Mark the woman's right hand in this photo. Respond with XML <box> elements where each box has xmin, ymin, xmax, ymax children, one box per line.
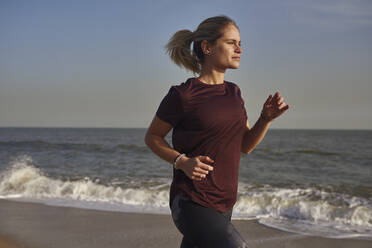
<box><xmin>176</xmin><ymin>155</ymin><xmax>214</xmax><ymax>181</ymax></box>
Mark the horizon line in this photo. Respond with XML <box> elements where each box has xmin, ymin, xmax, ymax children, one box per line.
<box><xmin>0</xmin><ymin>126</ymin><xmax>371</xmax><ymax>131</ymax></box>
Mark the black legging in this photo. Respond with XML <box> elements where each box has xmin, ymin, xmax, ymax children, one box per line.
<box><xmin>171</xmin><ymin>194</ymin><xmax>249</xmax><ymax>248</ymax></box>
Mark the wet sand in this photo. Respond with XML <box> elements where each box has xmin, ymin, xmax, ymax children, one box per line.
<box><xmin>0</xmin><ymin>199</ymin><xmax>371</xmax><ymax>248</ymax></box>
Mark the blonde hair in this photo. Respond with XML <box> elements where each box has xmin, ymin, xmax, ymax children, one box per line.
<box><xmin>165</xmin><ymin>15</ymin><xmax>239</xmax><ymax>75</ymax></box>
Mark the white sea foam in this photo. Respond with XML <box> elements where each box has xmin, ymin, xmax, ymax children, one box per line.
<box><xmin>0</xmin><ymin>156</ymin><xmax>171</xmax><ymax>214</ymax></box>
<box><xmin>1</xmin><ymin>155</ymin><xmax>371</xmax><ymax>239</ymax></box>
<box><xmin>234</xmin><ymin>183</ymin><xmax>372</xmax><ymax>238</ymax></box>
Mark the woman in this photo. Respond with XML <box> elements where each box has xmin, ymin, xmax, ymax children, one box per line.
<box><xmin>145</xmin><ymin>16</ymin><xmax>289</xmax><ymax>248</ymax></box>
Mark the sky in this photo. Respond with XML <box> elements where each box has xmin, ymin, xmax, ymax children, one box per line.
<box><xmin>1</xmin><ymin>0</ymin><xmax>371</xmax><ymax>129</ymax></box>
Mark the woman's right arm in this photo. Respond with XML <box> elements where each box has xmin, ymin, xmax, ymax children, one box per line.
<box><xmin>144</xmin><ymin>115</ymin><xmax>181</xmax><ymax>165</ymax></box>
<box><xmin>144</xmin><ymin>115</ymin><xmax>214</xmax><ymax>181</ymax></box>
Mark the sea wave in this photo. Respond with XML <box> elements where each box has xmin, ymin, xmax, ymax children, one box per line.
<box><xmin>0</xmin><ymin>140</ymin><xmax>150</xmax><ymax>154</ymax></box>
<box><xmin>235</xmin><ymin>184</ymin><xmax>372</xmax><ymax>238</ymax></box>
<box><xmin>2</xmin><ymin>140</ymin><xmax>343</xmax><ymax>157</ymax></box>
<box><xmin>0</xmin><ymin>155</ymin><xmax>371</xmax><ymax>238</ymax></box>
<box><xmin>255</xmin><ymin>148</ymin><xmax>339</xmax><ymax>156</ymax></box>
<box><xmin>0</xmin><ymin>155</ymin><xmax>170</xmax><ymax>212</ymax></box>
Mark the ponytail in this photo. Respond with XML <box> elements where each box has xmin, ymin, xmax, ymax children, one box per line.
<box><xmin>165</xmin><ymin>29</ymin><xmax>201</xmax><ymax>75</ymax></box>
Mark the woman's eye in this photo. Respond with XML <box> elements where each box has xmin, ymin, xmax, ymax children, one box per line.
<box><xmin>227</xmin><ymin>41</ymin><xmax>241</xmax><ymax>48</ymax></box>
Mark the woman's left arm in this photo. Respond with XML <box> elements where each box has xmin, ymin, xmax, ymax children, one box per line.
<box><xmin>241</xmin><ymin>92</ymin><xmax>289</xmax><ymax>154</ymax></box>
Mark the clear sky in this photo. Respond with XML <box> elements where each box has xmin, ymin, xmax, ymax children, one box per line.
<box><xmin>1</xmin><ymin>0</ymin><xmax>371</xmax><ymax>129</ymax></box>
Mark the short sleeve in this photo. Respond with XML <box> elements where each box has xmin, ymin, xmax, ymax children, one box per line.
<box><xmin>156</xmin><ymin>87</ymin><xmax>184</xmax><ymax>127</ymax></box>
<box><xmin>236</xmin><ymin>86</ymin><xmax>248</xmax><ymax>120</ymax></box>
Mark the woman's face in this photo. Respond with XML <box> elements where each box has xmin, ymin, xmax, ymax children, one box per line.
<box><xmin>207</xmin><ymin>24</ymin><xmax>242</xmax><ymax>71</ymax></box>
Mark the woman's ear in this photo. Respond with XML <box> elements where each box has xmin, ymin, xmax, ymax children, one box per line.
<box><xmin>200</xmin><ymin>40</ymin><xmax>211</xmax><ymax>55</ymax></box>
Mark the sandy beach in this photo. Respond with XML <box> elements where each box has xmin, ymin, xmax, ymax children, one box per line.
<box><xmin>0</xmin><ymin>199</ymin><xmax>370</xmax><ymax>248</ymax></box>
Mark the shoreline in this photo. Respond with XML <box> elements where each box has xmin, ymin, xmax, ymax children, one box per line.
<box><xmin>0</xmin><ymin>199</ymin><xmax>371</xmax><ymax>248</ymax></box>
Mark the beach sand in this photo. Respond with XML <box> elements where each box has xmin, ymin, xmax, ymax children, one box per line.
<box><xmin>0</xmin><ymin>199</ymin><xmax>371</xmax><ymax>248</ymax></box>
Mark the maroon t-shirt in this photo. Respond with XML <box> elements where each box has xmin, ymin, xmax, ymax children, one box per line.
<box><xmin>156</xmin><ymin>77</ymin><xmax>247</xmax><ymax>212</ymax></box>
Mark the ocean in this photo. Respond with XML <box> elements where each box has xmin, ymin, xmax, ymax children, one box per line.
<box><xmin>0</xmin><ymin>127</ymin><xmax>371</xmax><ymax>239</ymax></box>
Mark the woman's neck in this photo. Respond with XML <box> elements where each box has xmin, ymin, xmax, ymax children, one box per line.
<box><xmin>197</xmin><ymin>66</ymin><xmax>225</xmax><ymax>85</ymax></box>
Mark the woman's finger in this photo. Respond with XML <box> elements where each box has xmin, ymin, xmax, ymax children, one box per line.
<box><xmin>264</xmin><ymin>94</ymin><xmax>272</xmax><ymax>106</ymax></box>
<box><xmin>281</xmin><ymin>104</ymin><xmax>290</xmax><ymax>111</ymax></box>
<box><xmin>277</xmin><ymin>96</ymin><xmax>284</xmax><ymax>105</ymax></box>
<box><xmin>192</xmin><ymin>171</ymin><xmax>206</xmax><ymax>178</ymax></box>
<box><xmin>199</xmin><ymin>162</ymin><xmax>214</xmax><ymax>171</ymax></box>
<box><xmin>197</xmin><ymin>156</ymin><xmax>214</xmax><ymax>171</ymax></box>
<box><xmin>191</xmin><ymin>173</ymin><xmax>205</xmax><ymax>180</ymax></box>
<box><xmin>273</xmin><ymin>92</ymin><xmax>280</xmax><ymax>100</ymax></box>
<box><xmin>278</xmin><ymin>102</ymin><xmax>287</xmax><ymax>109</ymax></box>
<box><xmin>198</xmin><ymin>155</ymin><xmax>214</xmax><ymax>164</ymax></box>
<box><xmin>191</xmin><ymin>175</ymin><xmax>202</xmax><ymax>181</ymax></box>
<box><xmin>195</xmin><ymin>166</ymin><xmax>209</xmax><ymax>175</ymax></box>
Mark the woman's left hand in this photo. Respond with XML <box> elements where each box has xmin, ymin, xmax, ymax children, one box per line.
<box><xmin>261</xmin><ymin>92</ymin><xmax>290</xmax><ymax>122</ymax></box>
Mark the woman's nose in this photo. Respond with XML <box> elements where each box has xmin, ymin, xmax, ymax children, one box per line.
<box><xmin>235</xmin><ymin>45</ymin><xmax>242</xmax><ymax>54</ymax></box>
